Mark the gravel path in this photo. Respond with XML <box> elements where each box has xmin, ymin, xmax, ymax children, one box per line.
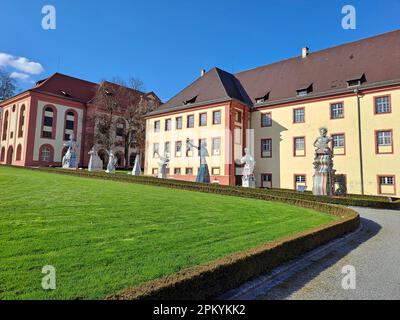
<box><xmin>223</xmin><ymin>207</ymin><xmax>400</xmax><ymax>300</ymax></box>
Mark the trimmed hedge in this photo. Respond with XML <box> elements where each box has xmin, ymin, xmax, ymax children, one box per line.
<box><xmin>28</xmin><ymin>167</ymin><xmax>400</xmax><ymax>210</ymax></box>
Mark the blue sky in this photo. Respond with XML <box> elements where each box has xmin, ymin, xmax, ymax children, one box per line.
<box><xmin>1</xmin><ymin>0</ymin><xmax>399</xmax><ymax>101</ymax></box>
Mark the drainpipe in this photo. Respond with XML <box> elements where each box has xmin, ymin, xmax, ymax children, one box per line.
<box><xmin>355</xmin><ymin>88</ymin><xmax>365</xmax><ymax>195</ymax></box>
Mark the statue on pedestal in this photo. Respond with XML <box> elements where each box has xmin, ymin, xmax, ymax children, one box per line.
<box><xmin>156</xmin><ymin>151</ymin><xmax>169</xmax><ymax>179</ymax></box>
<box><xmin>62</xmin><ymin>133</ymin><xmax>79</xmax><ymax>169</ymax></box>
<box><xmin>312</xmin><ymin>128</ymin><xmax>335</xmax><ymax>196</ymax></box>
<box><xmin>131</xmin><ymin>154</ymin><xmax>141</xmax><ymax>176</ymax></box>
<box><xmin>105</xmin><ymin>149</ymin><xmax>118</xmax><ymax>174</ymax></box>
<box><xmin>187</xmin><ymin>138</ymin><xmax>210</xmax><ymax>183</ymax></box>
<box><xmin>240</xmin><ymin>148</ymin><xmax>256</xmax><ymax>188</ymax></box>
<box><xmin>88</xmin><ymin>145</ymin><xmax>103</xmax><ymax>172</ymax></box>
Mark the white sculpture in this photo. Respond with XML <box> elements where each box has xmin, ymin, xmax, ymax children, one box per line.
<box><xmin>131</xmin><ymin>154</ymin><xmax>141</xmax><ymax>176</ymax></box>
<box><xmin>105</xmin><ymin>149</ymin><xmax>118</xmax><ymax>174</ymax></box>
<box><xmin>156</xmin><ymin>151</ymin><xmax>169</xmax><ymax>179</ymax></box>
<box><xmin>240</xmin><ymin>147</ymin><xmax>256</xmax><ymax>188</ymax></box>
<box><xmin>186</xmin><ymin>139</ymin><xmax>210</xmax><ymax>183</ymax></box>
<box><xmin>62</xmin><ymin>133</ymin><xmax>79</xmax><ymax>169</ymax></box>
<box><xmin>88</xmin><ymin>145</ymin><xmax>103</xmax><ymax>172</ymax></box>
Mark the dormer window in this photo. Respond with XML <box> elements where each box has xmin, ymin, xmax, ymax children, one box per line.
<box><xmin>296</xmin><ymin>84</ymin><xmax>313</xmax><ymax>97</ymax></box>
<box><xmin>60</xmin><ymin>90</ymin><xmax>71</xmax><ymax>97</ymax></box>
<box><xmin>347</xmin><ymin>74</ymin><xmax>365</xmax><ymax>87</ymax></box>
<box><xmin>183</xmin><ymin>96</ymin><xmax>197</xmax><ymax>105</ymax></box>
<box><xmin>255</xmin><ymin>92</ymin><xmax>270</xmax><ymax>104</ymax></box>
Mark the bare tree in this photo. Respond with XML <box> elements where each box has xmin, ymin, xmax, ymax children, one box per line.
<box><xmin>92</xmin><ymin>77</ymin><xmax>160</xmax><ymax>168</ymax></box>
<box><xmin>0</xmin><ymin>69</ymin><xmax>16</xmax><ymax>101</ymax></box>
<box><xmin>91</xmin><ymin>81</ymin><xmax>125</xmax><ymax>151</ymax></box>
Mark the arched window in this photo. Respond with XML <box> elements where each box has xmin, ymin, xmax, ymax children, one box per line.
<box><xmin>18</xmin><ymin>105</ymin><xmax>26</xmax><ymax>138</ymax></box>
<box><xmin>2</xmin><ymin>110</ymin><xmax>9</xmax><ymax>141</ymax></box>
<box><xmin>6</xmin><ymin>146</ymin><xmax>13</xmax><ymax>165</ymax></box>
<box><xmin>64</xmin><ymin>109</ymin><xmax>77</xmax><ymax>141</ymax></box>
<box><xmin>0</xmin><ymin>147</ymin><xmax>5</xmax><ymax>162</ymax></box>
<box><xmin>39</xmin><ymin>144</ymin><xmax>54</xmax><ymax>162</ymax></box>
<box><xmin>16</xmin><ymin>144</ymin><xmax>22</xmax><ymax>161</ymax></box>
<box><xmin>41</xmin><ymin>105</ymin><xmax>57</xmax><ymax>139</ymax></box>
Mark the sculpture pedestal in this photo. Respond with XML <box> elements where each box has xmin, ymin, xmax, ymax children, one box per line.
<box><xmin>196</xmin><ymin>164</ymin><xmax>210</xmax><ymax>183</ymax></box>
<box><xmin>242</xmin><ymin>175</ymin><xmax>256</xmax><ymax>188</ymax></box>
<box><xmin>312</xmin><ymin>154</ymin><xmax>335</xmax><ymax>196</ymax></box>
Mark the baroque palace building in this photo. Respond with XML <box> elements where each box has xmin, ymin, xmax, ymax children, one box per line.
<box><xmin>0</xmin><ymin>73</ymin><xmax>160</xmax><ymax>168</ymax></box>
<box><xmin>145</xmin><ymin>30</ymin><xmax>400</xmax><ymax>196</ymax></box>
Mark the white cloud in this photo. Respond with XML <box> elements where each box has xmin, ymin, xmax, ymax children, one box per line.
<box><xmin>0</xmin><ymin>53</ymin><xmax>44</xmax><ymax>75</ymax></box>
<box><xmin>10</xmin><ymin>71</ymin><xmax>31</xmax><ymax>81</ymax></box>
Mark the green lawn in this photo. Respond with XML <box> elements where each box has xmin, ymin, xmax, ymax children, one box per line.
<box><xmin>0</xmin><ymin>166</ymin><xmax>336</xmax><ymax>299</ymax></box>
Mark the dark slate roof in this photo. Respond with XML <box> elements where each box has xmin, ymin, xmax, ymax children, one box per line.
<box><xmin>148</xmin><ymin>29</ymin><xmax>400</xmax><ymax>116</ymax></box>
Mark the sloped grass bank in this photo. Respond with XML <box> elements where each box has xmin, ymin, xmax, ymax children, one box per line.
<box><xmin>0</xmin><ymin>166</ymin><xmax>344</xmax><ymax>299</ymax></box>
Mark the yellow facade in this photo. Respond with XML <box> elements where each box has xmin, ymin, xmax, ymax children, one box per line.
<box><xmin>145</xmin><ymin>86</ymin><xmax>399</xmax><ymax>196</ymax></box>
<box><xmin>145</xmin><ymin>103</ymin><xmax>231</xmax><ymax>183</ymax></box>
<box><xmin>254</xmin><ymin>87</ymin><xmax>400</xmax><ymax>196</ymax></box>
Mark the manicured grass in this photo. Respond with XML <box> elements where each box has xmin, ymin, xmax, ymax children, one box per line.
<box><xmin>0</xmin><ymin>166</ymin><xmax>336</xmax><ymax>299</ymax></box>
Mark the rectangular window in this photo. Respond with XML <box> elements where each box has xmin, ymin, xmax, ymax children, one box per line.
<box><xmin>294</xmin><ymin>137</ymin><xmax>305</xmax><ymax>156</ymax></box>
<box><xmin>175</xmin><ymin>141</ymin><xmax>182</xmax><ymax>157</ymax></box>
<box><xmin>44</xmin><ymin>116</ymin><xmax>53</xmax><ymax>127</ymax></box>
<box><xmin>211</xmin><ymin>167</ymin><xmax>220</xmax><ymax>176</ymax></box>
<box><xmin>174</xmin><ymin>168</ymin><xmax>181</xmax><ymax>175</ymax></box>
<box><xmin>330</xmin><ymin>102</ymin><xmax>344</xmax><ymax>119</ymax></box>
<box><xmin>213</xmin><ymin>110</ymin><xmax>221</xmax><ymax>125</ymax></box>
<box><xmin>198</xmin><ymin>139</ymin><xmax>207</xmax><ymax>156</ymax></box>
<box><xmin>66</xmin><ymin>119</ymin><xmax>74</xmax><ymax>130</ymax></box>
<box><xmin>293</xmin><ymin>108</ymin><xmax>305</xmax><ymax>123</ymax></box>
<box><xmin>333</xmin><ymin>134</ymin><xmax>345</xmax><ymax>148</ymax></box>
<box><xmin>152</xmin><ymin>168</ymin><xmax>158</xmax><ymax>175</ymax></box>
<box><xmin>187</xmin><ymin>115</ymin><xmax>194</xmax><ymax>128</ymax></box>
<box><xmin>176</xmin><ymin>117</ymin><xmax>182</xmax><ymax>129</ymax></box>
<box><xmin>153</xmin><ymin>143</ymin><xmax>159</xmax><ymax>158</ymax></box>
<box><xmin>235</xmin><ymin>111</ymin><xmax>242</xmax><ymax>123</ymax></box>
<box><xmin>377</xmin><ymin>131</ymin><xmax>392</xmax><ymax>146</ymax></box>
<box><xmin>378</xmin><ymin>175</ymin><xmax>395</xmax><ymax>195</ymax></box>
<box><xmin>212</xmin><ymin>137</ymin><xmax>221</xmax><ymax>156</ymax></box>
<box><xmin>116</xmin><ymin>127</ymin><xmax>123</xmax><ymax>138</ymax></box>
<box><xmin>185</xmin><ymin>167</ymin><xmax>193</xmax><ymax>175</ymax></box>
<box><xmin>165</xmin><ymin>119</ymin><xmax>172</xmax><ymax>131</ymax></box>
<box><xmin>261</xmin><ymin>138</ymin><xmax>272</xmax><ymax>158</ymax></box>
<box><xmin>186</xmin><ymin>139</ymin><xmax>194</xmax><ymax>157</ymax></box>
<box><xmin>294</xmin><ymin>174</ymin><xmax>307</xmax><ymax>191</ymax></box>
<box><xmin>332</xmin><ymin>134</ymin><xmax>345</xmax><ymax>155</ymax></box>
<box><xmin>375</xmin><ymin>96</ymin><xmax>391</xmax><ymax>114</ymax></box>
<box><xmin>199</xmin><ymin>113</ymin><xmax>207</xmax><ymax>126</ymax></box>
<box><xmin>164</xmin><ymin>141</ymin><xmax>171</xmax><ymax>157</ymax></box>
<box><xmin>261</xmin><ymin>173</ymin><xmax>272</xmax><ymax>188</ymax></box>
<box><xmin>42</xmin><ymin>131</ymin><xmax>52</xmax><ymax>139</ymax></box>
<box><xmin>376</xmin><ymin>130</ymin><xmax>393</xmax><ymax>154</ymax></box>
<box><xmin>261</xmin><ymin>113</ymin><xmax>272</xmax><ymax>127</ymax></box>
<box><xmin>154</xmin><ymin>120</ymin><xmax>160</xmax><ymax>132</ymax></box>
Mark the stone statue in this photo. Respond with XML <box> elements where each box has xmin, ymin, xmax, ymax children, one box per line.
<box><xmin>187</xmin><ymin>138</ymin><xmax>210</xmax><ymax>183</ymax></box>
<box><xmin>156</xmin><ymin>151</ymin><xmax>169</xmax><ymax>179</ymax></box>
<box><xmin>240</xmin><ymin>148</ymin><xmax>256</xmax><ymax>188</ymax></box>
<box><xmin>62</xmin><ymin>133</ymin><xmax>79</xmax><ymax>169</ymax></box>
<box><xmin>313</xmin><ymin>127</ymin><xmax>333</xmax><ymax>157</ymax></box>
<box><xmin>131</xmin><ymin>154</ymin><xmax>141</xmax><ymax>176</ymax></box>
<box><xmin>105</xmin><ymin>149</ymin><xmax>118</xmax><ymax>174</ymax></box>
<box><xmin>88</xmin><ymin>145</ymin><xmax>103</xmax><ymax>172</ymax></box>
<box><xmin>312</xmin><ymin>128</ymin><xmax>335</xmax><ymax>196</ymax></box>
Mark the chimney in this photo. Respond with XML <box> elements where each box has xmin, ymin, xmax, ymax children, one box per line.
<box><xmin>302</xmin><ymin>47</ymin><xmax>309</xmax><ymax>58</ymax></box>
<box><xmin>200</xmin><ymin>69</ymin><xmax>206</xmax><ymax>77</ymax></box>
